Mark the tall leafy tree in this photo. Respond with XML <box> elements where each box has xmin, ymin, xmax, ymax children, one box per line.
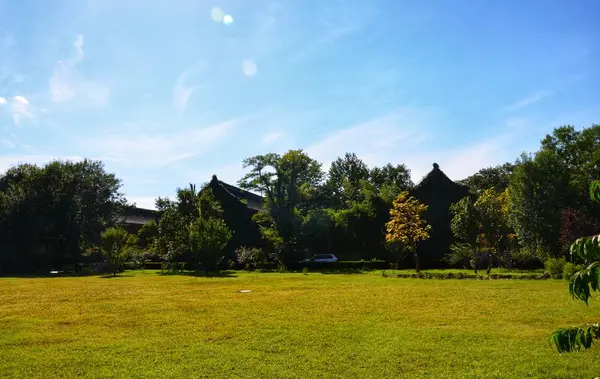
<box><xmin>239</xmin><ymin>149</ymin><xmax>323</xmax><ymax>262</ymax></box>
<box><xmin>326</xmin><ymin>153</ymin><xmax>370</xmax><ymax>207</ymax></box>
<box><xmin>370</xmin><ymin>163</ymin><xmax>413</xmax><ymax>194</ymax></box>
<box><xmin>508</xmin><ymin>151</ymin><xmax>570</xmax><ymax>258</ymax></box>
<box><xmin>551</xmin><ymin>181</ymin><xmax>600</xmax><ymax>353</ymax></box>
<box><xmin>459</xmin><ymin>163</ymin><xmax>514</xmax><ymax>195</ymax></box>
<box><xmin>474</xmin><ymin>188</ymin><xmax>513</xmax><ymax>273</ymax></box>
<box><xmin>0</xmin><ymin>160</ymin><xmax>126</xmax><ymax>273</ymax></box>
<box><xmin>448</xmin><ymin>195</ymin><xmax>482</xmax><ymax>272</ymax></box>
<box><xmin>385</xmin><ymin>192</ymin><xmax>431</xmax><ymax>272</ymax></box>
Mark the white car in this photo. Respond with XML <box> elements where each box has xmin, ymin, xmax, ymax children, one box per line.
<box><xmin>300</xmin><ymin>254</ymin><xmax>338</xmax><ymax>263</ymax></box>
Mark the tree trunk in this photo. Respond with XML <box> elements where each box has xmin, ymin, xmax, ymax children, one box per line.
<box><xmin>486</xmin><ymin>252</ymin><xmax>493</xmax><ymax>275</ymax></box>
<box><xmin>413</xmin><ymin>251</ymin><xmax>420</xmax><ymax>273</ymax></box>
<box><xmin>473</xmin><ymin>251</ymin><xmax>479</xmax><ymax>274</ymax></box>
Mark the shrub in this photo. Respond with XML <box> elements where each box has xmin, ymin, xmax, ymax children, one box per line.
<box><xmin>236</xmin><ymin>246</ymin><xmax>268</xmax><ymax>270</ymax></box>
<box><xmin>100</xmin><ymin>227</ymin><xmax>130</xmax><ymax>275</ymax></box>
<box><xmin>544</xmin><ymin>257</ymin><xmax>567</xmax><ymax>279</ymax></box>
<box><xmin>302</xmin><ymin>267</ymin><xmax>309</xmax><ymax>275</ymax></box>
<box><xmin>562</xmin><ymin>261</ymin><xmax>583</xmax><ymax>281</ymax></box>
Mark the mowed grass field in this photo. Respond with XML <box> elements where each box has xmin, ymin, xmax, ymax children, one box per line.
<box><xmin>1</xmin><ymin>272</ymin><xmax>600</xmax><ymax>378</ymax></box>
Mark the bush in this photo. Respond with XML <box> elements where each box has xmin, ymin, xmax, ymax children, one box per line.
<box><xmin>562</xmin><ymin>261</ymin><xmax>583</xmax><ymax>280</ymax></box>
<box><xmin>236</xmin><ymin>246</ymin><xmax>268</xmax><ymax>270</ymax></box>
<box><xmin>544</xmin><ymin>257</ymin><xmax>567</xmax><ymax>279</ymax></box>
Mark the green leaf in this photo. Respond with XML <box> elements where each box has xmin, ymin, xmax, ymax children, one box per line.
<box><xmin>590</xmin><ymin>181</ymin><xmax>600</xmax><ymax>203</ymax></box>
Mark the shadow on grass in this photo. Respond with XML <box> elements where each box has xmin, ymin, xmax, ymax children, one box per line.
<box><xmin>318</xmin><ymin>268</ymin><xmax>368</xmax><ymax>275</ymax></box>
<box><xmin>157</xmin><ymin>270</ymin><xmax>238</xmax><ymax>278</ymax></box>
<box><xmin>99</xmin><ymin>274</ymin><xmax>135</xmax><ymax>279</ymax></box>
<box><xmin>0</xmin><ymin>272</ymin><xmax>102</xmax><ymax>279</ymax></box>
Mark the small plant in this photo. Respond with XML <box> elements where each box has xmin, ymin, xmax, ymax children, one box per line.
<box><xmin>544</xmin><ymin>257</ymin><xmax>567</xmax><ymax>279</ymax></box>
<box><xmin>100</xmin><ymin>227</ymin><xmax>130</xmax><ymax>275</ymax></box>
<box><xmin>562</xmin><ymin>261</ymin><xmax>583</xmax><ymax>281</ymax></box>
<box><xmin>302</xmin><ymin>267</ymin><xmax>309</xmax><ymax>275</ymax></box>
<box><xmin>381</xmin><ymin>270</ymin><xmax>388</xmax><ymax>277</ymax></box>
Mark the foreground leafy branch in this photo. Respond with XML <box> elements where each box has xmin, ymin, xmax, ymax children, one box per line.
<box><xmin>550</xmin><ymin>180</ymin><xmax>600</xmax><ymax>353</ymax></box>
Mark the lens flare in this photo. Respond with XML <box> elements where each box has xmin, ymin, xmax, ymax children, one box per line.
<box><xmin>211</xmin><ymin>7</ymin><xmax>224</xmax><ymax>22</ymax></box>
<box><xmin>242</xmin><ymin>59</ymin><xmax>258</xmax><ymax>77</ymax></box>
<box><xmin>223</xmin><ymin>14</ymin><xmax>234</xmax><ymax>25</ymax></box>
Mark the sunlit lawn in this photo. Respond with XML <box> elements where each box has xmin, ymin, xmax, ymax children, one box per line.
<box><xmin>1</xmin><ymin>271</ymin><xmax>599</xmax><ymax>378</ymax></box>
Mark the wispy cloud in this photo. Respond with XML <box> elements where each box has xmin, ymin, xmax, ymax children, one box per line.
<box><xmin>262</xmin><ymin>131</ymin><xmax>283</xmax><ymax>146</ymax></box>
<box><xmin>507</xmin><ymin>90</ymin><xmax>554</xmax><ymax>111</ymax></box>
<box><xmin>0</xmin><ymin>96</ymin><xmax>6</xmax><ymax>105</ymax></box>
<box><xmin>305</xmin><ymin>111</ymin><xmax>531</xmax><ymax>183</ymax></box>
<box><xmin>291</xmin><ymin>24</ymin><xmax>360</xmax><ymax>63</ymax></box>
<box><xmin>0</xmin><ymin>139</ymin><xmax>16</xmax><ymax>148</ymax></box>
<box><xmin>305</xmin><ymin>109</ymin><xmax>433</xmax><ymax>171</ymax></box>
<box><xmin>127</xmin><ymin>196</ymin><xmax>162</xmax><ymax>210</ymax></box>
<box><xmin>48</xmin><ymin>34</ymin><xmax>110</xmax><ymax>106</ymax></box>
<box><xmin>10</xmin><ymin>95</ymin><xmax>33</xmax><ymax>124</ymax></box>
<box><xmin>0</xmin><ymin>154</ymin><xmax>84</xmax><ymax>174</ymax></box>
<box><xmin>76</xmin><ymin>117</ymin><xmax>245</xmax><ymax>168</ymax></box>
<box><xmin>172</xmin><ymin>67</ymin><xmax>205</xmax><ymax>116</ymax></box>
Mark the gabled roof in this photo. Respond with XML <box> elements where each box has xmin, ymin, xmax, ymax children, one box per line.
<box><xmin>413</xmin><ymin>163</ymin><xmax>469</xmax><ymax>196</ymax></box>
<box><xmin>211</xmin><ymin>175</ymin><xmax>264</xmax><ymax>211</ymax></box>
<box><xmin>120</xmin><ymin>206</ymin><xmax>158</xmax><ymax>225</ymax></box>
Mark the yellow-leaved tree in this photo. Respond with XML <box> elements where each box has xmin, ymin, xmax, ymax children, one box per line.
<box><xmin>385</xmin><ymin>191</ymin><xmax>432</xmax><ymax>273</ymax></box>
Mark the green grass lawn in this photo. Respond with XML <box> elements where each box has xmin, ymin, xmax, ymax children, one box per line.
<box><xmin>1</xmin><ymin>271</ymin><xmax>599</xmax><ymax>378</ymax></box>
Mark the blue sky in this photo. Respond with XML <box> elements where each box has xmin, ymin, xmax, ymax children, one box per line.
<box><xmin>1</xmin><ymin>0</ymin><xmax>598</xmax><ymax>209</ymax></box>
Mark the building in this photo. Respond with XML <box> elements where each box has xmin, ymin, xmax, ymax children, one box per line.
<box><xmin>411</xmin><ymin>163</ymin><xmax>470</xmax><ymax>267</ymax></box>
<box><xmin>207</xmin><ymin>175</ymin><xmax>265</xmax><ymax>255</ymax></box>
<box><xmin>120</xmin><ymin>206</ymin><xmax>159</xmax><ymax>233</ymax></box>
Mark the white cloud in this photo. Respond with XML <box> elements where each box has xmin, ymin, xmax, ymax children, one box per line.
<box><xmin>0</xmin><ymin>139</ymin><xmax>16</xmax><ymax>148</ymax></box>
<box><xmin>12</xmin><ymin>96</ymin><xmax>29</xmax><ymax>105</ymax></box>
<box><xmin>507</xmin><ymin>90</ymin><xmax>554</xmax><ymax>111</ymax></box>
<box><xmin>127</xmin><ymin>196</ymin><xmax>160</xmax><ymax>210</ymax></box>
<box><xmin>305</xmin><ymin>111</ymin><xmax>528</xmax><ymax>184</ymax></box>
<box><xmin>0</xmin><ymin>154</ymin><xmax>84</xmax><ymax>174</ymax></box>
<box><xmin>76</xmin><ymin>118</ymin><xmax>243</xmax><ymax>168</ymax></box>
<box><xmin>403</xmin><ymin>135</ymin><xmax>514</xmax><ymax>183</ymax></box>
<box><xmin>262</xmin><ymin>131</ymin><xmax>283</xmax><ymax>146</ymax></box>
<box><xmin>173</xmin><ymin>68</ymin><xmax>204</xmax><ymax>116</ymax></box>
<box><xmin>10</xmin><ymin>95</ymin><xmax>33</xmax><ymax>124</ymax></box>
<box><xmin>73</xmin><ymin>34</ymin><xmax>84</xmax><ymax>61</ymax></box>
<box><xmin>0</xmin><ymin>97</ymin><xmax>6</xmax><ymax>105</ymax></box>
<box><xmin>305</xmin><ymin>109</ymin><xmax>433</xmax><ymax>171</ymax></box>
<box><xmin>49</xmin><ymin>34</ymin><xmax>110</xmax><ymax>106</ymax></box>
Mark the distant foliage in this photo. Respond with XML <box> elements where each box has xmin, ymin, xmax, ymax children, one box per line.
<box><xmin>100</xmin><ymin>227</ymin><xmax>130</xmax><ymax>275</ymax></box>
<box><xmin>0</xmin><ymin>160</ymin><xmax>126</xmax><ymax>273</ymax></box>
<box><xmin>559</xmin><ymin>208</ymin><xmax>598</xmax><ymax>255</ymax></box>
<box><xmin>544</xmin><ymin>257</ymin><xmax>567</xmax><ymax>279</ymax></box>
<box><xmin>236</xmin><ymin>246</ymin><xmax>268</xmax><ymax>270</ymax></box>
<box><xmin>551</xmin><ymin>180</ymin><xmax>600</xmax><ymax>353</ymax></box>
<box><xmin>189</xmin><ymin>217</ymin><xmax>232</xmax><ymax>273</ymax></box>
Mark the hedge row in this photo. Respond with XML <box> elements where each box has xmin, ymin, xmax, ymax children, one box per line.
<box><xmin>386</xmin><ymin>272</ymin><xmax>548</xmax><ymax>280</ymax></box>
<box><xmin>136</xmin><ymin>260</ymin><xmax>391</xmax><ymax>271</ymax></box>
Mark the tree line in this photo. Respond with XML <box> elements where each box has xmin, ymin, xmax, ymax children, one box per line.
<box><xmin>1</xmin><ymin>123</ymin><xmax>599</xmax><ymax>275</ymax></box>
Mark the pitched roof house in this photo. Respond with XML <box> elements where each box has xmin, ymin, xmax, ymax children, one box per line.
<box><xmin>411</xmin><ymin>163</ymin><xmax>469</xmax><ymax>266</ymax></box>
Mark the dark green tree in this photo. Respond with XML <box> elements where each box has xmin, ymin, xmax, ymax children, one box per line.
<box><xmin>100</xmin><ymin>227</ymin><xmax>130</xmax><ymax>275</ymax></box>
<box><xmin>447</xmin><ymin>195</ymin><xmax>481</xmax><ymax>272</ymax></box>
<box><xmin>0</xmin><ymin>160</ymin><xmax>126</xmax><ymax>273</ymax></box>
<box><xmin>459</xmin><ymin>163</ymin><xmax>514</xmax><ymax>195</ymax></box>
<box><xmin>508</xmin><ymin>151</ymin><xmax>570</xmax><ymax>258</ymax></box>
<box><xmin>551</xmin><ymin>180</ymin><xmax>600</xmax><ymax>353</ymax></box>
<box><xmin>239</xmin><ymin>149</ymin><xmax>323</xmax><ymax>263</ymax></box>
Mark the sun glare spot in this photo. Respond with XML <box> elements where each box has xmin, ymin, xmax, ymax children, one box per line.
<box><xmin>223</xmin><ymin>14</ymin><xmax>234</xmax><ymax>25</ymax></box>
<box><xmin>210</xmin><ymin>7</ymin><xmax>224</xmax><ymax>22</ymax></box>
<box><xmin>242</xmin><ymin>59</ymin><xmax>258</xmax><ymax>77</ymax></box>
